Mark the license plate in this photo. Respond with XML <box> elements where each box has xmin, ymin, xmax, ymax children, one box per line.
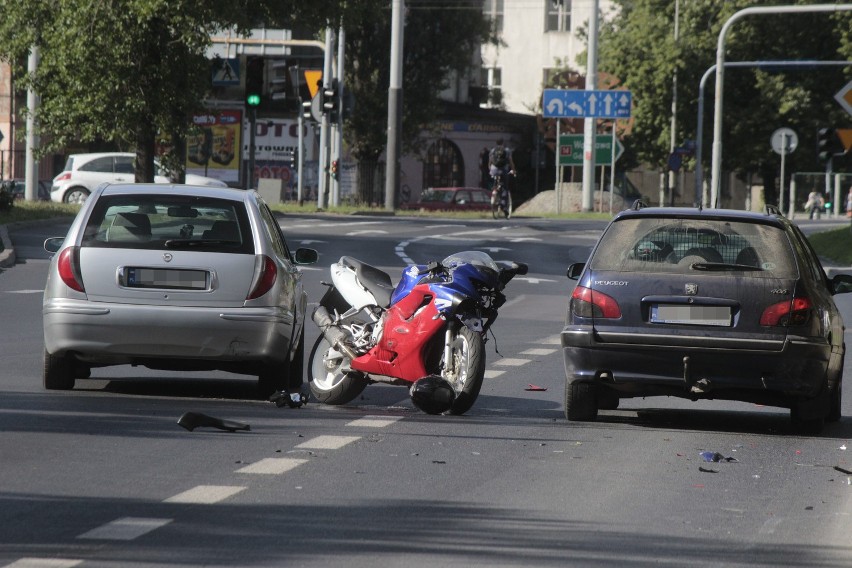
<box><xmin>123</xmin><ymin>267</ymin><xmax>208</xmax><ymax>290</ymax></box>
<box><xmin>650</xmin><ymin>304</ymin><xmax>731</xmax><ymax>326</ymax></box>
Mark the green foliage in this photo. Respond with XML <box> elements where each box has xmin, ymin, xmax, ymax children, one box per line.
<box><xmin>808</xmin><ymin>226</ymin><xmax>852</xmax><ymax>266</ymax></box>
<box><xmin>598</xmin><ymin>0</ymin><xmax>852</xmax><ymax>201</ymax></box>
<box><xmin>0</xmin><ymin>0</ymin><xmax>323</xmax><ymax>180</ymax></box>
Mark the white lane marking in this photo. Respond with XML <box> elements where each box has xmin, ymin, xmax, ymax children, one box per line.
<box><xmin>485</xmin><ymin>369</ymin><xmax>506</xmax><ymax>379</ymax></box>
<box><xmin>346</xmin><ymin>415</ymin><xmax>404</xmax><ymax>428</ymax></box>
<box><xmin>295</xmin><ymin>435</ymin><xmax>360</xmax><ymax>450</ymax></box>
<box><xmin>163</xmin><ymin>485</ymin><xmax>246</xmax><ymax>504</ymax></box>
<box><xmin>509</xmin><ymin>237</ymin><xmax>542</xmax><ymax>242</ymax></box>
<box><xmin>346</xmin><ymin>230</ymin><xmax>388</xmax><ymax>236</ymax></box>
<box><xmin>5</xmin><ymin>290</ymin><xmax>44</xmax><ymax>294</ymax></box>
<box><xmin>541</xmin><ymin>335</ymin><xmax>561</xmax><ymax>345</ymax></box>
<box><xmin>236</xmin><ymin>458</ymin><xmax>307</xmax><ymax>475</ymax></box>
<box><xmin>284</xmin><ymin>221</ymin><xmax>384</xmax><ymax>229</ymax></box>
<box><xmin>521</xmin><ymin>348</ymin><xmax>558</xmax><ymax>356</ymax></box>
<box><xmin>513</xmin><ymin>277</ymin><xmax>557</xmax><ymax>284</ymax></box>
<box><xmin>77</xmin><ymin>517</ymin><xmax>172</xmax><ymax>541</ymax></box>
<box><xmin>501</xmin><ymin>294</ymin><xmax>527</xmax><ymax>309</ymax></box>
<box><xmin>494</xmin><ymin>358</ymin><xmax>530</xmax><ymax>367</ymax></box>
<box><xmin>3</xmin><ymin>560</ymin><xmax>82</xmax><ymax>568</ymax></box>
<box><xmin>298</xmin><ymin>240</ymin><xmax>327</xmax><ymax>245</ymax></box>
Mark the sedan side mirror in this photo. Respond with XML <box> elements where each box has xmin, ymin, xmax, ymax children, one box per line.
<box><xmin>566</xmin><ymin>262</ymin><xmax>585</xmax><ymax>281</ymax></box>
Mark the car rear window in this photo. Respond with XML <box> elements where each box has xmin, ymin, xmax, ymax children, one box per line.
<box><xmin>589</xmin><ymin>217</ymin><xmax>798</xmax><ymax>278</ymax></box>
<box><xmin>81</xmin><ymin>194</ymin><xmax>253</xmax><ymax>254</ymax></box>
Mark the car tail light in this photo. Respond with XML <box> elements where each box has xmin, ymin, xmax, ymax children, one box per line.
<box><xmin>571</xmin><ymin>285</ymin><xmax>621</xmax><ymax>319</ymax></box>
<box><xmin>247</xmin><ymin>255</ymin><xmax>278</xmax><ymax>300</ymax></box>
<box><xmin>57</xmin><ymin>246</ymin><xmax>85</xmax><ymax>293</ymax></box>
<box><xmin>759</xmin><ymin>297</ymin><xmax>812</xmax><ymax>326</ymax></box>
<box><xmin>54</xmin><ymin>172</ymin><xmax>71</xmax><ymax>182</ymax></box>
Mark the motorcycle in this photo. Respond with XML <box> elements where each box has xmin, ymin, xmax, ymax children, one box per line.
<box><xmin>308</xmin><ymin>251</ymin><xmax>528</xmax><ymax>415</ymax></box>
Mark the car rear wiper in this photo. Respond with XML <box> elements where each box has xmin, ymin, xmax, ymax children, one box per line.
<box><xmin>690</xmin><ymin>262</ymin><xmax>763</xmax><ymax>272</ymax></box>
<box><xmin>164</xmin><ymin>239</ymin><xmax>235</xmax><ymax>248</ymax></box>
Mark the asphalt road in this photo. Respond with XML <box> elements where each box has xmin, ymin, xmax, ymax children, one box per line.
<box><xmin>2</xmin><ymin>214</ymin><xmax>852</xmax><ymax>568</ymax></box>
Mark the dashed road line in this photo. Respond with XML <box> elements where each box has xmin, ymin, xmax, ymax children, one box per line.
<box><xmin>494</xmin><ymin>358</ymin><xmax>530</xmax><ymax>367</ymax></box>
<box><xmin>485</xmin><ymin>369</ymin><xmax>506</xmax><ymax>379</ymax></box>
<box><xmin>295</xmin><ymin>435</ymin><xmax>361</xmax><ymax>450</ymax></box>
<box><xmin>521</xmin><ymin>348</ymin><xmax>558</xmax><ymax>356</ymax></box>
<box><xmin>236</xmin><ymin>457</ymin><xmax>308</xmax><ymax>475</ymax></box>
<box><xmin>77</xmin><ymin>517</ymin><xmax>172</xmax><ymax>541</ymax></box>
<box><xmin>3</xmin><ymin>560</ymin><xmax>82</xmax><ymax>568</ymax></box>
<box><xmin>163</xmin><ymin>485</ymin><xmax>246</xmax><ymax>504</ymax></box>
<box><xmin>346</xmin><ymin>415</ymin><xmax>404</xmax><ymax>428</ymax></box>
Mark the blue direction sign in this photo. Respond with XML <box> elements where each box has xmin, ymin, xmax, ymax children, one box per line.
<box><xmin>542</xmin><ymin>89</ymin><xmax>632</xmax><ymax>119</ymax></box>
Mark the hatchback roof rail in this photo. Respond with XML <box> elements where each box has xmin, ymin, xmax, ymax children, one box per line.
<box><xmin>631</xmin><ymin>199</ymin><xmax>648</xmax><ymax>210</ymax></box>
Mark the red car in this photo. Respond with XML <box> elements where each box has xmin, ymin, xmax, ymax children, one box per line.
<box><xmin>401</xmin><ymin>187</ymin><xmax>492</xmax><ymax>212</ymax></box>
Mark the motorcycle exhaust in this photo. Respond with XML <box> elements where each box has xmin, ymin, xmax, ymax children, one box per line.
<box><xmin>312</xmin><ymin>305</ymin><xmax>358</xmax><ymax>360</ymax></box>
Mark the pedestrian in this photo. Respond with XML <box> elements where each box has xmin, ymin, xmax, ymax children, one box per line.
<box><xmin>846</xmin><ymin>186</ymin><xmax>852</xmax><ymax>218</ymax></box>
<box><xmin>805</xmin><ymin>189</ymin><xmax>824</xmax><ymax>220</ymax></box>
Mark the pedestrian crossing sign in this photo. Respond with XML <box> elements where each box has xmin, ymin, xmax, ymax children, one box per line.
<box><xmin>212</xmin><ymin>58</ymin><xmax>240</xmax><ymax>86</ymax></box>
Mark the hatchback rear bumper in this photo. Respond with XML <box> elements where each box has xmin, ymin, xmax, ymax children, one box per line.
<box><xmin>44</xmin><ymin>299</ymin><xmax>295</xmax><ymax>369</ymax></box>
<box><xmin>561</xmin><ymin>326</ymin><xmax>831</xmax><ymax>403</ymax></box>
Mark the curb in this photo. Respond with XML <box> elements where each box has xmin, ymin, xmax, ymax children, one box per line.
<box><xmin>0</xmin><ymin>224</ymin><xmax>15</xmax><ymax>268</ymax></box>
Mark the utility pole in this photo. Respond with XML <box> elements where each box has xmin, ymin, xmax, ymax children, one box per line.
<box><xmin>581</xmin><ymin>0</ymin><xmax>599</xmax><ymax>212</ymax></box>
<box><xmin>385</xmin><ymin>0</ymin><xmax>404</xmax><ymax>211</ymax></box>
<box><xmin>667</xmin><ymin>0</ymin><xmax>679</xmax><ymax>207</ymax></box>
<box><xmin>317</xmin><ymin>27</ymin><xmax>334</xmax><ymax>209</ymax></box>
<box><xmin>25</xmin><ymin>45</ymin><xmax>39</xmax><ymax>202</ymax></box>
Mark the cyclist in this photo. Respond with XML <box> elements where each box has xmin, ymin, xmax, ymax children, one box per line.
<box><xmin>488</xmin><ymin>139</ymin><xmax>515</xmax><ymax>214</ymax></box>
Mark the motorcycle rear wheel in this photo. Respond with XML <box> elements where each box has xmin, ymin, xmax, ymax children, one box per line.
<box><xmin>441</xmin><ymin>326</ymin><xmax>486</xmax><ymax>415</ymax></box>
<box><xmin>308</xmin><ymin>336</ymin><xmax>368</xmax><ymax>405</ymax></box>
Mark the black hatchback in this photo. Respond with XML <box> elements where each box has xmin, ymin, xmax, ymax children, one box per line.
<box><xmin>562</xmin><ymin>204</ymin><xmax>852</xmax><ymax>434</ymax></box>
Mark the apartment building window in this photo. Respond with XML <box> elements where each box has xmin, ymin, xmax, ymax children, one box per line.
<box><xmin>483</xmin><ymin>0</ymin><xmax>504</xmax><ymax>33</ymax></box>
<box><xmin>480</xmin><ymin>67</ymin><xmax>503</xmax><ymax>107</ymax></box>
<box><xmin>546</xmin><ymin>0</ymin><xmax>571</xmax><ymax>33</ymax></box>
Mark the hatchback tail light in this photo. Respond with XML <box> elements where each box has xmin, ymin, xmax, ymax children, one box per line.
<box><xmin>760</xmin><ymin>297</ymin><xmax>812</xmax><ymax>326</ymax></box>
<box><xmin>57</xmin><ymin>246</ymin><xmax>85</xmax><ymax>293</ymax></box>
<box><xmin>571</xmin><ymin>285</ymin><xmax>622</xmax><ymax>319</ymax></box>
<box><xmin>53</xmin><ymin>172</ymin><xmax>71</xmax><ymax>182</ymax></box>
<box><xmin>247</xmin><ymin>255</ymin><xmax>278</xmax><ymax>300</ymax></box>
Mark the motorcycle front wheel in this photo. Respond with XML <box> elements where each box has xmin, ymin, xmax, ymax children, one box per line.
<box><xmin>308</xmin><ymin>336</ymin><xmax>369</xmax><ymax>405</ymax></box>
<box><xmin>441</xmin><ymin>326</ymin><xmax>486</xmax><ymax>415</ymax></box>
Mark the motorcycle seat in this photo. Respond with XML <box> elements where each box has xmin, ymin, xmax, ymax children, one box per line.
<box><xmin>340</xmin><ymin>256</ymin><xmax>395</xmax><ymax>307</ymax></box>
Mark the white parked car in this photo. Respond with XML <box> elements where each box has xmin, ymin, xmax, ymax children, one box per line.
<box><xmin>50</xmin><ymin>152</ymin><xmax>229</xmax><ymax>204</ymax></box>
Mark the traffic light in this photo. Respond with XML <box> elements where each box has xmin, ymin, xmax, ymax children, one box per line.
<box><xmin>302</xmin><ymin>99</ymin><xmax>312</xmax><ymax>120</ymax></box>
<box><xmin>245</xmin><ymin>57</ymin><xmax>264</xmax><ymax>107</ymax></box>
<box><xmin>330</xmin><ymin>160</ymin><xmax>339</xmax><ymax>180</ymax></box>
<box><xmin>322</xmin><ymin>79</ymin><xmax>339</xmax><ymax>114</ymax></box>
<box><xmin>817</xmin><ymin>127</ymin><xmax>843</xmax><ymax>163</ymax></box>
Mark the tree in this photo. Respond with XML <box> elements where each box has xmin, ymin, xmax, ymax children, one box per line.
<box><xmin>0</xmin><ymin>0</ymin><xmax>335</xmax><ymax>182</ymax></box>
<box><xmin>597</xmin><ymin>0</ymin><xmax>852</xmax><ymax>205</ymax></box>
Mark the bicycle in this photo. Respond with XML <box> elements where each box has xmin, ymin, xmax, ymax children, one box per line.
<box><xmin>490</xmin><ymin>172</ymin><xmax>513</xmax><ymax>219</ymax></box>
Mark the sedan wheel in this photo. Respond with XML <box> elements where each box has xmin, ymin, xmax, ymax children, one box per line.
<box><xmin>43</xmin><ymin>350</ymin><xmax>75</xmax><ymax>390</ymax></box>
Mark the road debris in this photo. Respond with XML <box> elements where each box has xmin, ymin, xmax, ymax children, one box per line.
<box><xmin>525</xmin><ymin>384</ymin><xmax>547</xmax><ymax>391</ymax></box>
<box><xmin>177</xmin><ymin>412</ymin><xmax>251</xmax><ymax>432</ymax></box>
<box><xmin>700</xmin><ymin>451</ymin><xmax>738</xmax><ymax>463</ymax></box>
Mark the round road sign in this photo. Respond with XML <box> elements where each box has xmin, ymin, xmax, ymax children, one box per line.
<box><xmin>771</xmin><ymin>128</ymin><xmax>798</xmax><ymax>155</ymax></box>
